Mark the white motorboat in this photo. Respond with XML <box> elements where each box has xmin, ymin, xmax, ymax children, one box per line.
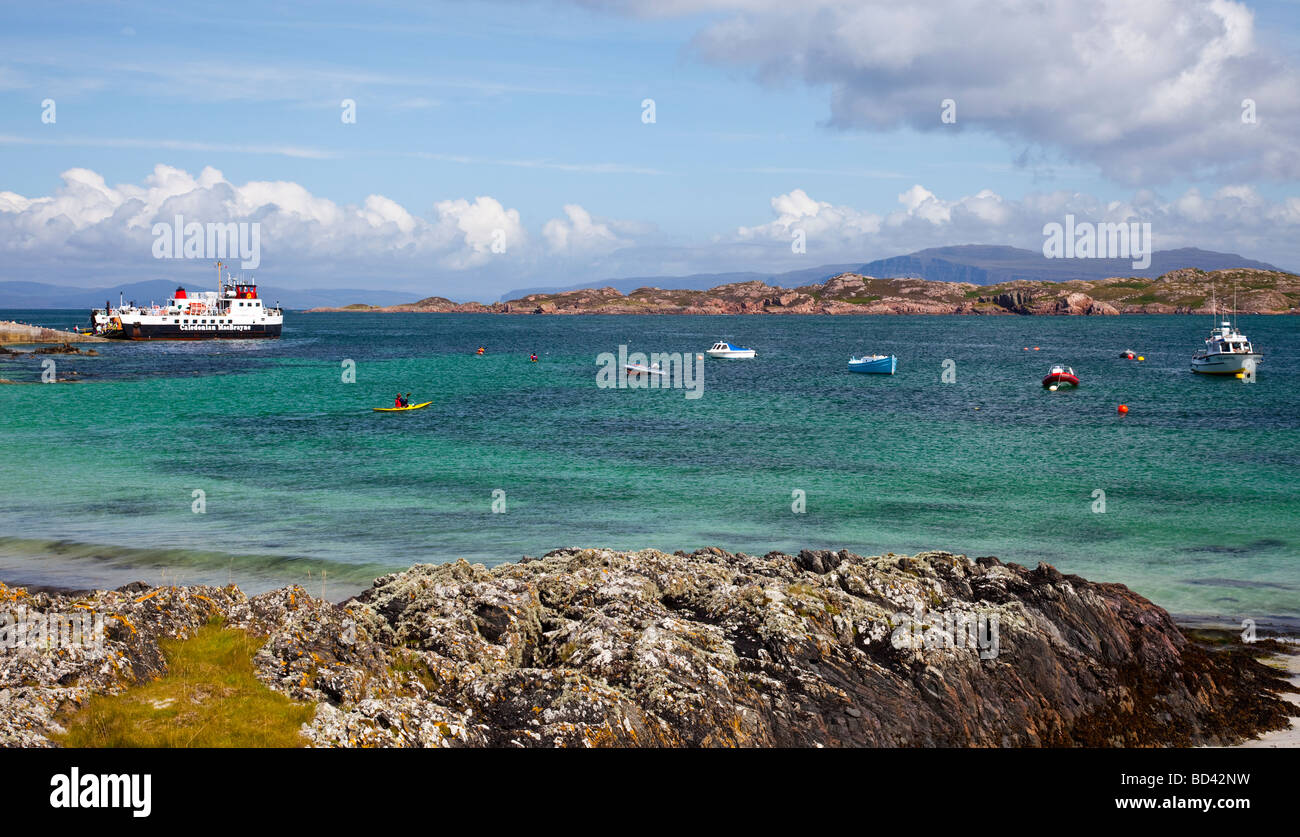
<box><xmin>1191</xmin><ymin>291</ymin><xmax>1261</xmax><ymax>376</ymax></box>
<box><xmin>1191</xmin><ymin>322</ymin><xmax>1262</xmax><ymax>375</ymax></box>
<box><xmin>705</xmin><ymin>341</ymin><xmax>755</xmax><ymax>359</ymax></box>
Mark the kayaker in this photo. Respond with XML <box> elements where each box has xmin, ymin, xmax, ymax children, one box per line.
<box><xmin>404</xmin><ymin>393</ymin><xmax>412</xmax><ymax>407</ymax></box>
<box><xmin>394</xmin><ymin>393</ymin><xmax>403</xmax><ymax>408</ymax></box>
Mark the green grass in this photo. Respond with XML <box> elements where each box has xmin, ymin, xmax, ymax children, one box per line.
<box><xmin>58</xmin><ymin>619</ymin><xmax>315</xmax><ymax>748</ymax></box>
<box><xmin>389</xmin><ymin>650</ymin><xmax>439</xmax><ymax>691</ymax></box>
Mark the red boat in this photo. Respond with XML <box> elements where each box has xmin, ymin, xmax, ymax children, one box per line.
<box><xmin>1042</xmin><ymin>364</ymin><xmax>1079</xmax><ymax>389</ymax></box>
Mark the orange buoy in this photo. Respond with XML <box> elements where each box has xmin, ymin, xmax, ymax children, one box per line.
<box><xmin>1033</xmin><ymin>346</ymin><xmax>1040</xmax><ymax>351</ymax></box>
<box><xmin>1117</xmin><ymin>404</ymin><xmax>1129</xmax><ymax>415</ymax></box>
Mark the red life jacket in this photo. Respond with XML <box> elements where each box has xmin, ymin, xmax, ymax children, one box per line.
<box><xmin>395</xmin><ymin>397</ymin><xmax>403</xmax><ymax>407</ymax></box>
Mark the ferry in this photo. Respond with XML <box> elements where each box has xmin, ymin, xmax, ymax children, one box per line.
<box><xmin>89</xmin><ymin>297</ymin><xmax>123</xmax><ymax>336</ymax></box>
<box><xmin>101</xmin><ymin>263</ymin><xmax>283</xmax><ymax>340</ymax></box>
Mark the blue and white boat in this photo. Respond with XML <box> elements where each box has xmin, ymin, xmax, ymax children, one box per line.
<box><xmin>705</xmin><ymin>341</ymin><xmax>756</xmax><ymax>359</ymax></box>
<box><xmin>848</xmin><ymin>354</ymin><xmax>897</xmax><ymax>374</ymax></box>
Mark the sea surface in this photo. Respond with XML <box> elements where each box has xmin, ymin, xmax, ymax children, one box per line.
<box><xmin>1</xmin><ymin>309</ymin><xmax>1296</xmax><ymax>628</ymax></box>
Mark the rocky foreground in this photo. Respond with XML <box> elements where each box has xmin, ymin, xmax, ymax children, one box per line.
<box><xmin>2</xmin><ymin>548</ymin><xmax>1295</xmax><ymax>747</ymax></box>
<box><xmin>308</xmin><ymin>267</ymin><xmax>1300</xmax><ymax>316</ymax></box>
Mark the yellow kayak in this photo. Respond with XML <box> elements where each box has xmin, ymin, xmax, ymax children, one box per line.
<box><xmin>372</xmin><ymin>401</ymin><xmax>432</xmax><ymax>412</ymax></box>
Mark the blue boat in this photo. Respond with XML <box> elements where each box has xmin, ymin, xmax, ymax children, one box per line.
<box><xmin>848</xmin><ymin>354</ymin><xmax>897</xmax><ymax>374</ymax></box>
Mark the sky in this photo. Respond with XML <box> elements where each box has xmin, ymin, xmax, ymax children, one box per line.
<box><xmin>1</xmin><ymin>0</ymin><xmax>1298</xmax><ymax>300</ymax></box>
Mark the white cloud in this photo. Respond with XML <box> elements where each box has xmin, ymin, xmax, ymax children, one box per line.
<box><xmin>587</xmin><ymin>0</ymin><xmax>1300</xmax><ymax>183</ymax></box>
<box><xmin>731</xmin><ymin>184</ymin><xmax>1300</xmax><ymax>267</ymax></box>
<box><xmin>738</xmin><ymin>188</ymin><xmax>882</xmax><ymax>241</ymax></box>
<box><xmin>894</xmin><ymin>185</ymin><xmax>950</xmax><ymax>225</ymax></box>
<box><xmin>542</xmin><ymin>204</ymin><xmax>626</xmax><ymax>255</ymax></box>
<box><xmin>359</xmin><ymin>194</ymin><xmax>417</xmax><ymax>234</ymax></box>
<box><xmin>432</xmin><ymin>196</ymin><xmax>525</xmax><ymax>268</ymax></box>
<box><xmin>2</xmin><ymin>164</ymin><xmax>1297</xmax><ymax>299</ymax></box>
<box><xmin>0</xmin><ymin>165</ymin><xmax>534</xmax><ymax>285</ymax></box>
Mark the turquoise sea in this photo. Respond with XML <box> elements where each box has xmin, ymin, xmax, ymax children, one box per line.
<box><xmin>1</xmin><ymin>310</ymin><xmax>1296</xmax><ymax>628</ymax></box>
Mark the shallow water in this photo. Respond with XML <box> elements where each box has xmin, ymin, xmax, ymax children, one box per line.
<box><xmin>1</xmin><ymin>309</ymin><xmax>1296</xmax><ymax>627</ymax></box>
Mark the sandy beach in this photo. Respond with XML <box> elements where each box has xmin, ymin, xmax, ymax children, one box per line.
<box><xmin>1232</xmin><ymin>648</ymin><xmax>1300</xmax><ymax>747</ymax></box>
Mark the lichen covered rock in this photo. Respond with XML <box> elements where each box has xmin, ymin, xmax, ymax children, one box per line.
<box><xmin>2</xmin><ymin>549</ymin><xmax>1294</xmax><ymax>748</ymax></box>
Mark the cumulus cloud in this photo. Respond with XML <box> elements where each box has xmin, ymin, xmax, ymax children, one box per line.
<box><xmin>586</xmin><ymin>0</ymin><xmax>1300</xmax><ymax>183</ymax></box>
<box><xmin>3</xmin><ymin>164</ymin><xmax>1298</xmax><ymax>299</ymax></box>
<box><xmin>542</xmin><ymin>204</ymin><xmax>626</xmax><ymax>255</ymax></box>
<box><xmin>0</xmin><ymin>165</ymin><xmax>665</xmax><ymax>297</ymax></box>
<box><xmin>431</xmin><ymin>196</ymin><xmax>526</xmax><ymax>268</ymax></box>
<box><xmin>0</xmin><ymin>165</ymin><xmax>535</xmax><ymax>288</ymax></box>
<box><xmin>733</xmin><ymin>184</ymin><xmax>1300</xmax><ymax>268</ymax></box>
<box><xmin>359</xmin><ymin>194</ymin><xmax>417</xmax><ymax>234</ymax></box>
<box><xmin>738</xmin><ymin>188</ymin><xmax>881</xmax><ymax>242</ymax></box>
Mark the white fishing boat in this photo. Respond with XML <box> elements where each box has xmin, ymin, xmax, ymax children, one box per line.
<box><xmin>705</xmin><ymin>341</ymin><xmax>755</xmax><ymax>359</ymax></box>
<box><xmin>1191</xmin><ymin>289</ymin><xmax>1261</xmax><ymax>376</ymax></box>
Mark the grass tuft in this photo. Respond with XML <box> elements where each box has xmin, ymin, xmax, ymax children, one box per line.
<box><xmin>58</xmin><ymin>619</ymin><xmax>315</xmax><ymax>748</ymax></box>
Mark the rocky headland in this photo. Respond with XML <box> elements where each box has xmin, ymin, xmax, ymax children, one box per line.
<box><xmin>307</xmin><ymin>268</ymin><xmax>1300</xmax><ymax>316</ymax></box>
<box><xmin>0</xmin><ymin>321</ymin><xmax>106</xmax><ymax>345</ymax></box>
<box><xmin>2</xmin><ymin>547</ymin><xmax>1294</xmax><ymax>748</ymax></box>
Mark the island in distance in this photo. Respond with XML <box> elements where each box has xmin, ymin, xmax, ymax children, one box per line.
<box><xmin>310</xmin><ymin>266</ymin><xmax>1300</xmax><ymax>316</ymax></box>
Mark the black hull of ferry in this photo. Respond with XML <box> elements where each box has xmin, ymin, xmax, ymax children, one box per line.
<box><xmin>109</xmin><ymin>323</ymin><xmax>282</xmax><ymax>340</ymax></box>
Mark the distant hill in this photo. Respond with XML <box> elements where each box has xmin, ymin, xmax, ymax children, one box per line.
<box><xmin>502</xmin><ymin>264</ymin><xmax>863</xmax><ymax>299</ymax></box>
<box><xmin>311</xmin><ymin>267</ymin><xmax>1300</xmax><ymax>316</ymax></box>
<box><xmin>503</xmin><ymin>246</ymin><xmax>1284</xmax><ymax>298</ymax></box>
<box><xmin>0</xmin><ymin>280</ymin><xmax>418</xmax><ymax>310</ymax></box>
<box><xmin>9</xmin><ymin>246</ymin><xmax>1284</xmax><ymax>310</ymax></box>
<box><xmin>856</xmin><ymin>245</ymin><xmax>1283</xmax><ymax>285</ymax></box>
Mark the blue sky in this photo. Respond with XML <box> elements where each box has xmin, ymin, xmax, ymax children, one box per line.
<box><xmin>2</xmin><ymin>0</ymin><xmax>1298</xmax><ymax>298</ymax></box>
